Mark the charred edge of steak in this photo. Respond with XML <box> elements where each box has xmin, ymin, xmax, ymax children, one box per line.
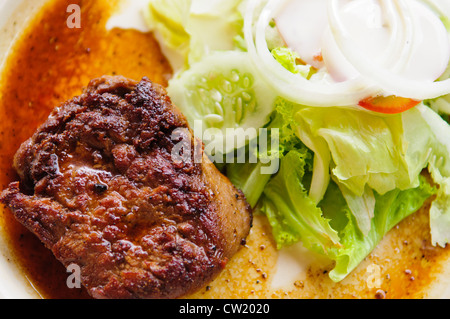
<box><xmin>0</xmin><ymin>76</ymin><xmax>252</xmax><ymax>299</ymax></box>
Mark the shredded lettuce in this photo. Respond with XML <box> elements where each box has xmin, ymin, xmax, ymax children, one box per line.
<box><xmin>226</xmin><ymin>161</ymin><xmax>272</xmax><ymax>208</ymax></box>
<box><xmin>271</xmin><ymin>47</ymin><xmax>311</xmax><ymax>78</ymax></box>
<box><xmin>406</xmin><ymin>105</ymin><xmax>450</xmax><ymax>247</ymax></box>
<box><xmin>295</xmin><ymin>108</ymin><xmax>417</xmax><ymax>197</ymax></box>
<box><xmin>226</xmin><ymin>97</ymin><xmax>308</xmax><ymax>207</ymax></box>
<box><xmin>143</xmin><ymin>0</ymin><xmax>192</xmax><ymax>71</ymax></box>
<box><xmin>324</xmin><ymin>176</ymin><xmax>437</xmax><ymax>282</ymax></box>
<box><xmin>256</xmin><ymin>103</ymin><xmax>439</xmax><ymax>281</ymax></box>
<box><xmin>295</xmin><ymin>105</ymin><xmax>450</xmax><ymax>246</ymax></box>
<box><xmin>229</xmin><ymin>98</ymin><xmax>450</xmax><ymax>280</ymax></box>
<box><xmin>144</xmin><ymin>0</ymin><xmax>242</xmax><ymax>71</ymax></box>
<box><xmin>261</xmin><ymin>152</ymin><xmax>436</xmax><ymax>282</ymax></box>
<box><xmin>336</xmin><ymin>182</ymin><xmax>375</xmax><ymax>237</ymax></box>
<box><xmin>261</xmin><ymin>150</ymin><xmax>341</xmax><ymax>251</ymax></box>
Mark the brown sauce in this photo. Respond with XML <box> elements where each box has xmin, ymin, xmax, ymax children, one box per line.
<box><xmin>0</xmin><ymin>0</ymin><xmax>449</xmax><ymax>300</ymax></box>
<box><xmin>0</xmin><ymin>0</ymin><xmax>171</xmax><ymax>299</ymax></box>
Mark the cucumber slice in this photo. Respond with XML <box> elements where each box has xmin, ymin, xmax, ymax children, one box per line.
<box><xmin>167</xmin><ymin>51</ymin><xmax>278</xmax><ymax>155</ymax></box>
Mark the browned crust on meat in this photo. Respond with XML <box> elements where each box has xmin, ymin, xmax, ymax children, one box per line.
<box><xmin>0</xmin><ymin>76</ymin><xmax>252</xmax><ymax>299</ymax></box>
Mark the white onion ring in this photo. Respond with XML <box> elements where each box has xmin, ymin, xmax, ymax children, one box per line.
<box><xmin>244</xmin><ymin>0</ymin><xmax>450</xmax><ymax>107</ymax></box>
<box><xmin>328</xmin><ymin>0</ymin><xmax>450</xmax><ymax>100</ymax></box>
<box><xmin>244</xmin><ymin>0</ymin><xmax>379</xmax><ymax>107</ymax></box>
<box><xmin>380</xmin><ymin>0</ymin><xmax>415</xmax><ymax>74</ymax></box>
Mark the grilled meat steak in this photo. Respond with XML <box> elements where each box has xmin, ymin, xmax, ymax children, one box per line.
<box><xmin>0</xmin><ymin>76</ymin><xmax>252</xmax><ymax>299</ymax></box>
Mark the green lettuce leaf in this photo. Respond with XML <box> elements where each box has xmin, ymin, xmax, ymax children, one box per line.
<box><xmin>404</xmin><ymin>105</ymin><xmax>450</xmax><ymax>247</ymax></box>
<box><xmin>261</xmin><ymin>150</ymin><xmax>341</xmax><ymax>251</ymax></box>
<box><xmin>143</xmin><ymin>0</ymin><xmax>192</xmax><ymax>70</ymax></box>
<box><xmin>294</xmin><ymin>105</ymin><xmax>450</xmax><ymax>244</ymax></box>
<box><xmin>295</xmin><ymin>107</ymin><xmax>416</xmax><ymax>198</ymax></box>
<box><xmin>261</xmin><ymin>151</ymin><xmax>436</xmax><ymax>282</ymax></box>
<box><xmin>271</xmin><ymin>47</ymin><xmax>311</xmax><ymax>78</ymax></box>
<box><xmin>226</xmin><ymin>161</ymin><xmax>273</xmax><ymax>208</ymax></box>
<box><xmin>336</xmin><ymin>182</ymin><xmax>375</xmax><ymax>237</ymax></box>
<box><xmin>325</xmin><ymin>175</ymin><xmax>437</xmax><ymax>282</ymax></box>
<box><xmin>226</xmin><ymin>97</ymin><xmax>311</xmax><ymax>208</ymax></box>
<box><xmin>143</xmin><ymin>0</ymin><xmax>242</xmax><ymax>71</ymax></box>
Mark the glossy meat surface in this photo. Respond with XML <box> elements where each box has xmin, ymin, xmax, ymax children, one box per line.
<box><xmin>0</xmin><ymin>76</ymin><xmax>252</xmax><ymax>299</ymax></box>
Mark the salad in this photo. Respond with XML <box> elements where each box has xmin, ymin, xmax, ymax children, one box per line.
<box><xmin>142</xmin><ymin>0</ymin><xmax>450</xmax><ymax>282</ymax></box>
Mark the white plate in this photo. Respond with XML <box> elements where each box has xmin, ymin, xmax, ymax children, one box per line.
<box><xmin>1</xmin><ymin>0</ymin><xmax>449</xmax><ymax>300</ymax></box>
<box><xmin>0</xmin><ymin>0</ymin><xmax>49</xmax><ymax>299</ymax></box>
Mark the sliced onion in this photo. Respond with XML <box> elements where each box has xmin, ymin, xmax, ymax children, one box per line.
<box><xmin>244</xmin><ymin>0</ymin><xmax>379</xmax><ymax>107</ymax></box>
<box><xmin>244</xmin><ymin>0</ymin><xmax>450</xmax><ymax>108</ymax></box>
<box><xmin>376</xmin><ymin>0</ymin><xmax>403</xmax><ymax>69</ymax></box>
<box><xmin>378</xmin><ymin>0</ymin><xmax>415</xmax><ymax>74</ymax></box>
<box><xmin>328</xmin><ymin>0</ymin><xmax>450</xmax><ymax>100</ymax></box>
